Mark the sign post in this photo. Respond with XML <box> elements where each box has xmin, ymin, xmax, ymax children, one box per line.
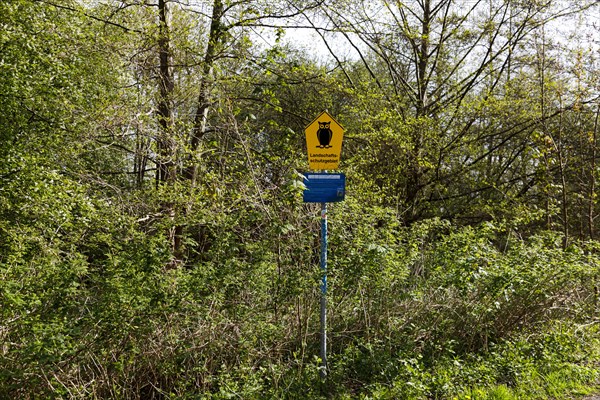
<box><xmin>303</xmin><ymin>111</ymin><xmax>344</xmax><ymax>379</ymax></box>
<box><xmin>320</xmin><ymin>202</ymin><xmax>328</xmax><ymax>376</ymax></box>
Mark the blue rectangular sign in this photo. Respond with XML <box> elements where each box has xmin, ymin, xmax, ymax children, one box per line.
<box><xmin>302</xmin><ymin>172</ymin><xmax>346</xmax><ymax>203</ymax></box>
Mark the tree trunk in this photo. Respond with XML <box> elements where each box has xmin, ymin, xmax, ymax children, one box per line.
<box><xmin>156</xmin><ymin>0</ymin><xmax>180</xmax><ymax>265</ymax></box>
<box><xmin>589</xmin><ymin>103</ymin><xmax>599</xmax><ymax>241</ymax></box>
<box><xmin>156</xmin><ymin>0</ymin><xmax>176</xmax><ymax>186</ymax></box>
<box><xmin>186</xmin><ymin>0</ymin><xmax>224</xmax><ymax>186</ymax></box>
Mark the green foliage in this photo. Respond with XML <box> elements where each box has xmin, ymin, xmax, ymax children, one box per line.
<box><xmin>314</xmin><ymin>221</ymin><xmax>600</xmax><ymax>399</ymax></box>
<box><xmin>1</xmin><ymin>0</ymin><xmax>600</xmax><ymax>398</ymax></box>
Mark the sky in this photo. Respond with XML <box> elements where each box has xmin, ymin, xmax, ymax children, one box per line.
<box><xmin>275</xmin><ymin>0</ymin><xmax>599</xmax><ymax>66</ymax></box>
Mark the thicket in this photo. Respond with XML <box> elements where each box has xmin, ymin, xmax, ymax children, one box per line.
<box><xmin>2</xmin><ymin>193</ymin><xmax>600</xmax><ymax>398</ymax></box>
<box><xmin>1</xmin><ymin>0</ymin><xmax>600</xmax><ymax>398</ymax></box>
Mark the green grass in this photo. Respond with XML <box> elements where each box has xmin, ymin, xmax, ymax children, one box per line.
<box><xmin>455</xmin><ymin>365</ymin><xmax>600</xmax><ymax>400</ymax></box>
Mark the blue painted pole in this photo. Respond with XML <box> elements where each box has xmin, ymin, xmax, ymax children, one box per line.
<box><xmin>320</xmin><ymin>202</ymin><xmax>328</xmax><ymax>378</ymax></box>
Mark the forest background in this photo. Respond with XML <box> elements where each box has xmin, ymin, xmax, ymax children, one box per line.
<box><xmin>1</xmin><ymin>0</ymin><xmax>600</xmax><ymax>398</ymax></box>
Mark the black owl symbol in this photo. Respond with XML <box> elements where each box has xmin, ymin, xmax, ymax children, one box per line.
<box><xmin>317</xmin><ymin>121</ymin><xmax>333</xmax><ymax>148</ymax></box>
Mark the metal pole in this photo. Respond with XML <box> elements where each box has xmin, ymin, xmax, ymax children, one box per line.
<box><xmin>320</xmin><ymin>202</ymin><xmax>328</xmax><ymax>378</ymax></box>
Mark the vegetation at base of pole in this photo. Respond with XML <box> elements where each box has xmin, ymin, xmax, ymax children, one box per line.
<box><xmin>1</xmin><ymin>0</ymin><xmax>600</xmax><ymax>398</ymax></box>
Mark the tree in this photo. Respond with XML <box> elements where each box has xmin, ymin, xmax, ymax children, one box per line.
<box><xmin>314</xmin><ymin>0</ymin><xmax>599</xmax><ymax>227</ymax></box>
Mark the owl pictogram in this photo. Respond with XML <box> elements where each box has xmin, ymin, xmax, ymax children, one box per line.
<box><xmin>317</xmin><ymin>121</ymin><xmax>333</xmax><ymax>148</ymax></box>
